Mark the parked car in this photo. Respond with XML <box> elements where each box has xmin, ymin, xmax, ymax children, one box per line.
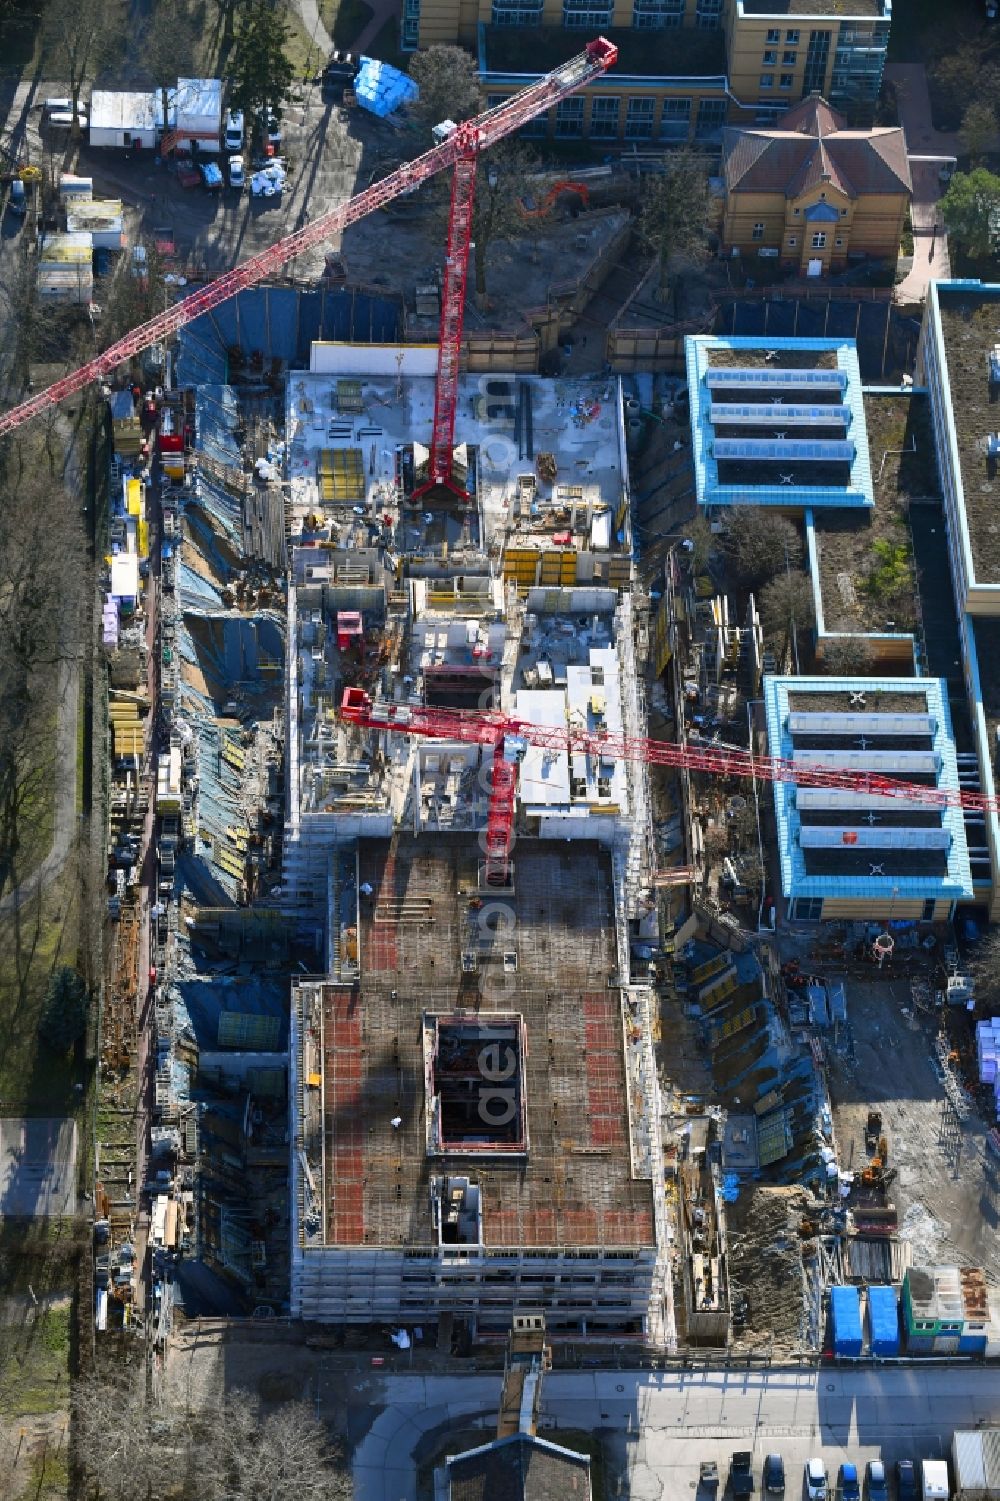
<box><xmin>838</xmin><ymin>1463</ymin><xmax>860</xmax><ymax>1501</ymax></box>
<box><xmin>863</xmin><ymin>1461</ymin><xmax>888</xmax><ymax>1501</ymax></box>
<box><xmin>8</xmin><ymin>178</ymin><xmax>26</xmax><ymax>218</ymax></box>
<box><xmin>260</xmin><ymin>108</ymin><xmax>281</xmax><ymax>153</ymax></box>
<box><xmin>804</xmin><ymin>1459</ymin><xmax>828</xmax><ymax>1501</ymax></box>
<box><xmin>762</xmin><ymin>1454</ymin><xmax>784</xmax><ymax>1495</ymax></box>
<box><xmin>728</xmin><ymin>1452</ymin><xmax>754</xmax><ymax>1497</ymax></box>
<box><xmin>224</xmin><ymin>108</ymin><xmax>244</xmax><ymax>151</ymax></box>
<box><xmin>894</xmin><ymin>1461</ymin><xmax>917</xmax><ymax>1501</ymax></box>
<box><xmin>322</xmin><ymin>49</ymin><xmax>358</xmax><ymax>94</ymax></box>
<box><xmin>228</xmin><ymin>154</ymin><xmax>245</xmax><ymax>190</ymax></box>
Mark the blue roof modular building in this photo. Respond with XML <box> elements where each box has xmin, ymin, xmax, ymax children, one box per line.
<box><xmin>867</xmin><ymin>1284</ymin><xmax>900</xmax><ymax>1358</ymax></box>
<box><xmin>830</xmin><ymin>1284</ymin><xmax>862</xmax><ymax>1357</ymax></box>
<box><xmin>763</xmin><ymin>674</ymin><xmax>973</xmax><ymax>923</ymax></box>
<box><xmin>685</xmin><ymin>335</ymin><xmax>873</xmax><ymax>512</ymax></box>
<box><xmin>918</xmin><ymin>280</ymin><xmax>1000</xmax><ymax>922</ymax></box>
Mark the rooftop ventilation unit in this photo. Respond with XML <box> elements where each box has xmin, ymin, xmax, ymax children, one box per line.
<box><xmin>708</xmin><ymin>403</ymin><xmax>852</xmax><ymax>428</ymax></box>
<box><xmin>799</xmin><ymin>826</ymin><xmax>952</xmax><ymax>850</ymax></box>
<box><xmin>713</xmin><ymin>438</ymin><xmax>855</xmax><ymax>464</ymax></box>
<box><xmin>787</xmin><ymin>711</ymin><xmax>937</xmax><ymax>738</ymax></box>
<box><xmin>705</xmin><ymin>367</ymin><xmax>848</xmax><ymax>391</ymax></box>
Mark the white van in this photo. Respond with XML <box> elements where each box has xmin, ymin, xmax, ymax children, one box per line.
<box><xmin>44</xmin><ymin>96</ymin><xmax>73</xmax><ymax>114</ymax></box>
<box><xmin>224</xmin><ymin>109</ymin><xmax>244</xmax><ymax>151</ymax></box>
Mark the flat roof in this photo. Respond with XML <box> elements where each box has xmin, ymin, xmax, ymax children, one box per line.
<box><xmin>296</xmin><ymin>836</ymin><xmax>656</xmax><ymax>1251</ymax></box>
<box><xmin>764</xmin><ymin>674</ymin><xmax>973</xmax><ymax>902</ymax></box>
<box><xmin>286</xmin><ymin>368</ymin><xmax>628</xmax><ymax>559</ymax></box>
<box><xmin>686</xmin><ymin>336</ymin><xmax>874</xmax><ymax>510</ymax></box>
<box><xmin>933</xmin><ymin>286</ymin><xmax>1000</xmax><ymax>587</ymax></box>
<box><xmin>480</xmin><ymin>23</ymin><xmax>726</xmax><ymax>81</ymax></box>
<box><xmin>739</xmin><ymin>0</ymin><xmax>886</xmax><ymax>14</ymax></box>
<box><xmin>90</xmin><ymin>90</ymin><xmax>161</xmax><ymax>132</ymax></box>
<box><xmin>175</xmin><ymin>76</ymin><xmax>222</xmax><ymax>116</ymax></box>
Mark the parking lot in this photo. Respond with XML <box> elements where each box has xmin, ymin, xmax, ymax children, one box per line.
<box><xmin>0</xmin><ymin>74</ymin><xmax>390</xmax><ymax>282</ymax></box>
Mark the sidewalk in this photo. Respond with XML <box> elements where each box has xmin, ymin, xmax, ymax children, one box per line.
<box><xmin>884</xmin><ymin>62</ymin><xmax>959</xmax><ymax>305</ymax></box>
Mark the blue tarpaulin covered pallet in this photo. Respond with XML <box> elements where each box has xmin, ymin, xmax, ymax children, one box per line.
<box><xmin>354</xmin><ymin>56</ymin><xmax>418</xmax><ymax>117</ymax></box>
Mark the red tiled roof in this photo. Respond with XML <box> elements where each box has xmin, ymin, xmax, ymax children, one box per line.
<box><xmin>723</xmin><ymin>95</ymin><xmax>911</xmax><ymax>200</ymax></box>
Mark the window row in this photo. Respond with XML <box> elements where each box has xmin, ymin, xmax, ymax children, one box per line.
<box><xmin>491</xmin><ymin>0</ymin><xmax>721</xmax><ymax>25</ymax></box>
<box><xmin>759</xmin><ymin>74</ymin><xmax>796</xmax><ymax>89</ymax></box>
<box><xmin>750</xmin><ymin>225</ymin><xmax>845</xmax><ymax>250</ymax></box>
<box><xmin>548</xmin><ymin>93</ymin><xmax>726</xmax><ymax>139</ymax></box>
<box><xmin>765</xmin><ymin>26</ymin><xmax>799</xmax><ymax>43</ymax></box>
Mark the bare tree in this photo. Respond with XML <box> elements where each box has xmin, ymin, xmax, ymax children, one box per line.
<box><xmin>41</xmin><ymin>0</ymin><xmax>124</xmax><ymax>137</ymax></box>
<box><xmin>720</xmin><ymin>509</ymin><xmax>802</xmax><ymax>592</ymax></box>
<box><xmin>200</xmin><ymin>1393</ymin><xmax>351</xmax><ymax>1501</ymax></box>
<box><xmin>759</xmin><ymin>571</ymin><xmax>814</xmax><ymax>669</ymax></box>
<box><xmin>959</xmin><ymin>99</ymin><xmax>998</xmax><ymax>167</ymax></box>
<box><xmin>470</xmin><ymin>141</ymin><xmax>541</xmax><ymax>300</ymax></box>
<box><xmin>73</xmin><ymin>1367</ymin><xmax>157</xmax><ymax>1501</ymax></box>
<box><xmin>136</xmin><ymin>0</ymin><xmax>199</xmax><ymax>144</ymax></box>
<box><xmin>820</xmin><ymin>635</ymin><xmax>875</xmax><ymax>676</ymax></box>
<box><xmin>0</xmin><ymin>433</ymin><xmax>83</xmax><ymax>892</ymax></box>
<box><xmin>638</xmin><ymin>149</ymin><xmax>710</xmax><ymax>310</ymax></box>
<box><xmin>408</xmin><ymin>45</ymin><xmax>480</xmax><ymax>137</ymax></box>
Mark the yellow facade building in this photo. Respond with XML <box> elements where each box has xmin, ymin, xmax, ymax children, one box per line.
<box><xmin>407</xmin><ymin>0</ymin><xmax>892</xmax><ymax>138</ymax></box>
<box><xmin>720</xmin><ymin>94</ymin><xmax>909</xmax><ymax>273</ymax></box>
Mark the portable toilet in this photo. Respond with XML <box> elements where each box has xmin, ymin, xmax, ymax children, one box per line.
<box><xmin>867</xmin><ymin>1285</ymin><xmax>900</xmax><ymax>1357</ymax></box>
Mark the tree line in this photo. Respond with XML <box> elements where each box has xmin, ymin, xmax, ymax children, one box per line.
<box><xmin>70</xmin><ymin>1368</ymin><xmax>353</xmax><ymax>1501</ymax></box>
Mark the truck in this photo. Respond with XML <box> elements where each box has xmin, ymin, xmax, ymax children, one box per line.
<box><xmin>921</xmin><ymin>1460</ymin><xmax>949</xmax><ymax>1501</ymax></box>
<box><xmin>729</xmin><ymin>1453</ymin><xmax>755</xmax><ymax>1497</ymax></box>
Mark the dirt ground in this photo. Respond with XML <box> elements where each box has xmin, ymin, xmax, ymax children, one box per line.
<box><xmin>827</xmin><ymin>976</ymin><xmax>1000</xmax><ymax>1279</ymax></box>
<box><xmin>726</xmin><ymin>1186</ymin><xmax>811</xmax><ymax>1354</ymax></box>
<box><xmin>937</xmin><ymin>299</ymin><xmax>1000</xmax><ymax>584</ymax></box>
<box><xmin>815</xmin><ymin>396</ymin><xmax>939</xmax><ymax>635</ymax></box>
<box><xmin>706</xmin><ymin>346</ymin><xmax>838</xmax><ymax>370</ymax></box>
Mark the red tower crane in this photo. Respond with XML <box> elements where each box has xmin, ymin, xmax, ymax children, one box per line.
<box><xmin>340</xmin><ymin>687</ymin><xmax>997</xmax><ymax>888</ymax></box>
<box><xmin>0</xmin><ymin>40</ymin><xmax>618</xmax><ymax>444</ymax></box>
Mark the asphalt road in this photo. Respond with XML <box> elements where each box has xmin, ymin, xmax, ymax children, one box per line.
<box><xmin>348</xmin><ymin>1364</ymin><xmax>1000</xmax><ymax>1501</ymax></box>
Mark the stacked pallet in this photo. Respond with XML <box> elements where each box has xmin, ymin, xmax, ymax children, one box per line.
<box><xmin>317</xmin><ymin>446</ymin><xmax>364</xmax><ymax>503</ymax></box>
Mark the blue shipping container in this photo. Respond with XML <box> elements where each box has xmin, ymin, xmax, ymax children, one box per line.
<box><xmin>867</xmin><ymin>1285</ymin><xmax>900</xmax><ymax>1357</ymax></box>
<box><xmin>831</xmin><ymin>1285</ymin><xmax>862</xmax><ymax>1357</ymax></box>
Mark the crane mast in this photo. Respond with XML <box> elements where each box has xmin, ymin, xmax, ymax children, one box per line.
<box><xmin>0</xmin><ymin>39</ymin><xmax>618</xmax><ymax>442</ymax></box>
<box><xmin>341</xmin><ymin>687</ymin><xmax>996</xmax><ymax>888</ymax></box>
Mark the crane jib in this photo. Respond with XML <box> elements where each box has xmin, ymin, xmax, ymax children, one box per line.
<box><xmin>338</xmin><ymin>688</ymin><xmax>998</xmax><ymax>818</ymax></box>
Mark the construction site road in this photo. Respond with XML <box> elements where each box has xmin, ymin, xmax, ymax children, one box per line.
<box><xmin>348</xmin><ymin>1364</ymin><xmax>1000</xmax><ymax>1500</ymax></box>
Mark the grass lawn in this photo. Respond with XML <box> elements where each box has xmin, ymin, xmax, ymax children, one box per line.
<box><xmin>320</xmin><ymin>0</ymin><xmax>376</xmax><ymax>48</ymax></box>
<box><xmin>0</xmin><ymin>868</ymin><xmax>83</xmax><ymax>1117</ymax></box>
<box><xmin>0</xmin><ymin>1300</ymin><xmax>72</xmax><ymax>1418</ymax></box>
<box><xmin>282</xmin><ymin>4</ymin><xmax>331</xmax><ymax>79</ymax></box>
<box><xmin>887</xmin><ymin>0</ymin><xmax>983</xmax><ymax>61</ymax></box>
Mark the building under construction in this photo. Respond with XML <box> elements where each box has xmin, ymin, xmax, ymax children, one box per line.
<box><xmin>286</xmin><ymin>343</ymin><xmax>669</xmax><ymax>1339</ymax></box>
